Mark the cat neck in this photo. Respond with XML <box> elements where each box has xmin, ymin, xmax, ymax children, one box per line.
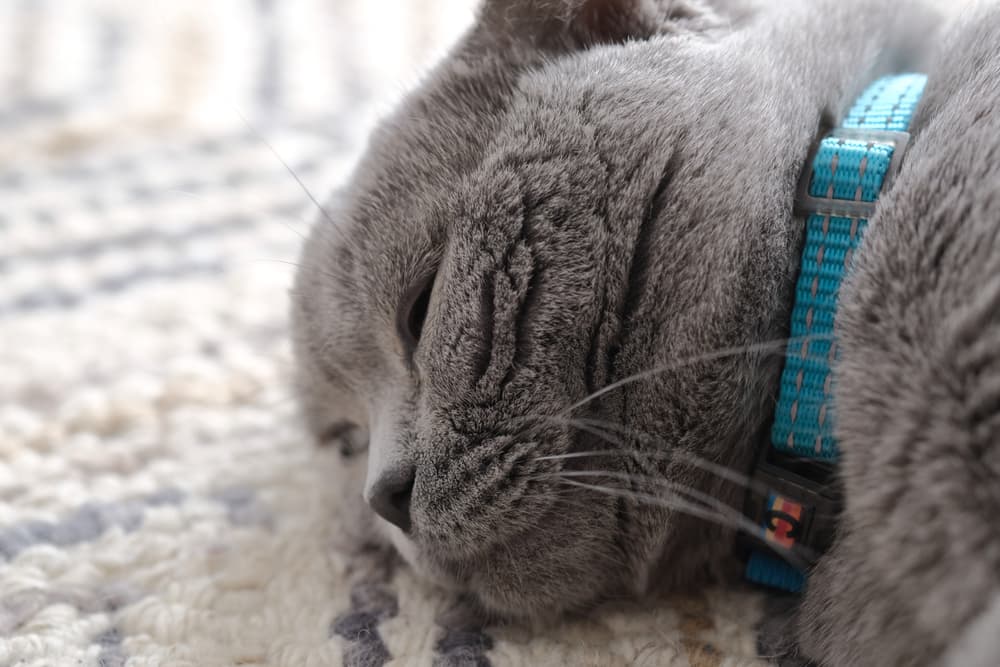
<box><xmin>743</xmin><ymin>73</ymin><xmax>929</xmax><ymax>592</ymax></box>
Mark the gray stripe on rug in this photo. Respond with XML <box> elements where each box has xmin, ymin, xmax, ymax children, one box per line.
<box><xmin>0</xmin><ymin>168</ymin><xmax>318</xmax><ymax>231</ymax></box>
<box><xmin>0</xmin><ymin>99</ymin><xmax>68</xmax><ymax>128</ymax></box>
<box><xmin>331</xmin><ymin>581</ymin><xmax>399</xmax><ymax>667</ymax></box>
<box><xmin>1</xmin><ymin>581</ymin><xmax>141</xmax><ymax>637</ymax></box>
<box><xmin>254</xmin><ymin>0</ymin><xmax>281</xmax><ymax>119</ymax></box>
<box><xmin>94</xmin><ymin>627</ymin><xmax>127</xmax><ymax>667</ymax></box>
<box><xmin>211</xmin><ymin>486</ymin><xmax>273</xmax><ymax>528</ymax></box>
<box><xmin>0</xmin><ymin>213</ymin><xmax>289</xmax><ymax>270</ymax></box>
<box><xmin>1</xmin><ymin>486</ymin><xmax>273</xmax><ymax>565</ymax></box>
<box><xmin>433</xmin><ymin>626</ymin><xmax>494</xmax><ymax>667</ymax></box>
<box><xmin>0</xmin><ymin>131</ymin><xmax>324</xmax><ymax>191</ymax></box>
<box><xmin>95</xmin><ymin>15</ymin><xmax>124</xmax><ymax>100</ymax></box>
<box><xmin>0</xmin><ymin>488</ymin><xmax>184</xmax><ymax>561</ymax></box>
<box><xmin>0</xmin><ymin>261</ymin><xmax>225</xmax><ymax>317</ymax></box>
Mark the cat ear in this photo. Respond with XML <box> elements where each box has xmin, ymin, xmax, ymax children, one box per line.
<box><xmin>479</xmin><ymin>0</ymin><xmax>668</xmax><ymax>49</ymax></box>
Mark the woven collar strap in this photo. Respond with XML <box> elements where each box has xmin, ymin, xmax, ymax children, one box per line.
<box><xmin>744</xmin><ymin>73</ymin><xmax>928</xmax><ymax>592</ymax></box>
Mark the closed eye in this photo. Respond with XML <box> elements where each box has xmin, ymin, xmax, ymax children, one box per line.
<box><xmin>318</xmin><ymin>420</ymin><xmax>368</xmax><ymax>457</ymax></box>
<box><xmin>397</xmin><ymin>272</ymin><xmax>435</xmax><ymax>360</ymax></box>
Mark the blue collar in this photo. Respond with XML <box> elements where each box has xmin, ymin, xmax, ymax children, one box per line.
<box><xmin>743</xmin><ymin>73</ymin><xmax>928</xmax><ymax>592</ymax></box>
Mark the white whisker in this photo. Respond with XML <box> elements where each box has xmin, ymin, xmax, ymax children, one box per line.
<box><xmin>554</xmin><ymin>476</ymin><xmax>812</xmax><ymax>569</ymax></box>
<box><xmin>561</xmin><ymin>334</ymin><xmax>835</xmax><ymax>416</ymax></box>
<box><xmin>552</xmin><ymin>470</ymin><xmax>758</xmax><ymax>537</ymax></box>
<box><xmin>528</xmin><ymin>415</ymin><xmax>768</xmax><ymax>496</ymax></box>
<box><xmin>236</xmin><ymin>108</ymin><xmax>336</xmax><ymax>228</ymax></box>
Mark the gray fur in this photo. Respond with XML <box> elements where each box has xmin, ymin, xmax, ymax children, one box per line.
<box><xmin>290</xmin><ymin>0</ymin><xmax>1000</xmax><ymax>664</ymax></box>
<box><xmin>798</xmin><ymin>6</ymin><xmax>1000</xmax><ymax>665</ymax></box>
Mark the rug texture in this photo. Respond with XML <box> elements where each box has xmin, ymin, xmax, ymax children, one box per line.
<box><xmin>2</xmin><ymin>2</ymin><xmax>773</xmax><ymax>665</ymax></box>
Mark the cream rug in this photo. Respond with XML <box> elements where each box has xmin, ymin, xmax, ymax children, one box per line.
<box><xmin>1</xmin><ymin>2</ymin><xmax>774</xmax><ymax>665</ymax></box>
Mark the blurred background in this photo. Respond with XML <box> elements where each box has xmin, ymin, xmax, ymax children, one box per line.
<box><xmin>1</xmin><ymin>3</ymin><xmax>491</xmax><ymax>663</ymax></box>
<box><xmin>0</xmin><ymin>0</ymin><xmax>478</xmax><ymax>421</ymax></box>
<box><xmin>1</xmin><ymin>0</ymin><xmax>476</xmax><ymax>155</ymax></box>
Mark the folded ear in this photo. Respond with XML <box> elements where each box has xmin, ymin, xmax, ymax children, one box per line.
<box><xmin>479</xmin><ymin>0</ymin><xmax>685</xmax><ymax>49</ymax></box>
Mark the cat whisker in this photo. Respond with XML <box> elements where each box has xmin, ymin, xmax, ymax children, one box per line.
<box><xmin>535</xmin><ymin>447</ymin><xmax>769</xmax><ymax>498</ymax></box>
<box><xmin>236</xmin><ymin>109</ymin><xmax>336</xmax><ymax>228</ymax></box>
<box><xmin>514</xmin><ymin>494</ymin><xmax>609</xmax><ymax>517</ymax></box>
<box><xmin>532</xmin><ymin>457</ymin><xmax>838</xmax><ymax>521</ymax></box>
<box><xmin>164</xmin><ymin>186</ymin><xmax>311</xmax><ymax>242</ymax></box>
<box><xmin>559</xmin><ymin>333</ymin><xmax>836</xmax><ymax>417</ymax></box>
<box><xmin>508</xmin><ymin>490</ymin><xmax>634</xmax><ymax>570</ymax></box>
<box><xmin>555</xmin><ymin>476</ymin><xmax>746</xmax><ymax>535</ymax></box>
<box><xmin>547</xmin><ymin>469</ymin><xmax>757</xmax><ymax>536</ymax></box>
<box><xmin>522</xmin><ymin>414</ymin><xmax>770</xmax><ymax>496</ymax></box>
<box><xmin>554</xmin><ymin>477</ymin><xmax>813</xmax><ymax>570</ymax></box>
<box><xmin>249</xmin><ymin>258</ymin><xmax>345</xmax><ymax>284</ymax></box>
<box><xmin>500</xmin><ymin>334</ymin><xmax>836</xmax><ymax>442</ymax></box>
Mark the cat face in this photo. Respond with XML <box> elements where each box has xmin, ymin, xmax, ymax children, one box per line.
<box><xmin>291</xmin><ymin>0</ymin><xmax>805</xmax><ymax>618</ymax></box>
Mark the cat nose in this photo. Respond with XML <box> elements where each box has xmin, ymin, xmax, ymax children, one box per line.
<box><xmin>365</xmin><ymin>464</ymin><xmax>416</xmax><ymax>533</ymax></box>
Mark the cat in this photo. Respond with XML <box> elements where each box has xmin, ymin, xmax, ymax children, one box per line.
<box><xmin>289</xmin><ymin>0</ymin><xmax>1000</xmax><ymax>664</ymax></box>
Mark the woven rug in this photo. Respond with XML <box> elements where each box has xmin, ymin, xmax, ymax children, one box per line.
<box><xmin>1</xmin><ymin>2</ymin><xmax>773</xmax><ymax>665</ymax></box>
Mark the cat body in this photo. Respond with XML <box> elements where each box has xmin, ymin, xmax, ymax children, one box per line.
<box><xmin>290</xmin><ymin>1</ymin><xmax>1000</xmax><ymax>664</ymax></box>
<box><xmin>799</xmin><ymin>11</ymin><xmax>1000</xmax><ymax>665</ymax></box>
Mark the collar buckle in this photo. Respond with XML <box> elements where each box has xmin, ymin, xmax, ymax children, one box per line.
<box><xmin>741</xmin><ymin>443</ymin><xmax>842</xmax><ymax>566</ymax></box>
<box><xmin>795</xmin><ymin>128</ymin><xmax>911</xmax><ymax>219</ymax></box>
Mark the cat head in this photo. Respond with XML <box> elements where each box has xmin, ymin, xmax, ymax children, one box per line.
<box><xmin>291</xmin><ymin>0</ymin><xmax>795</xmax><ymax>618</ymax></box>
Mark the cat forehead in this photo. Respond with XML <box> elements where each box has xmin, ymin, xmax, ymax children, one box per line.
<box><xmin>300</xmin><ymin>38</ymin><xmax>684</xmax><ymax>322</ymax></box>
<box><xmin>375</xmin><ymin>40</ymin><xmax>661</xmax><ymax>163</ymax></box>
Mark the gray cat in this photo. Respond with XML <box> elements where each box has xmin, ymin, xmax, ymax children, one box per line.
<box><xmin>289</xmin><ymin>1</ymin><xmax>1000</xmax><ymax>664</ymax></box>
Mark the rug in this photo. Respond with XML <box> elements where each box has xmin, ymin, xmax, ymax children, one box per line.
<box><xmin>1</xmin><ymin>2</ymin><xmax>773</xmax><ymax>665</ymax></box>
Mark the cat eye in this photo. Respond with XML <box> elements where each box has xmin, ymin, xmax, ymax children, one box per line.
<box><xmin>319</xmin><ymin>420</ymin><xmax>368</xmax><ymax>457</ymax></box>
<box><xmin>397</xmin><ymin>273</ymin><xmax>435</xmax><ymax>358</ymax></box>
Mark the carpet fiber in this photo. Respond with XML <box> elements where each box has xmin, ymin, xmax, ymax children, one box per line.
<box><xmin>1</xmin><ymin>2</ymin><xmax>772</xmax><ymax>664</ymax></box>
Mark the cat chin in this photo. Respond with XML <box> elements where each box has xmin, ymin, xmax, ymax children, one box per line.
<box><xmin>373</xmin><ymin>514</ymin><xmax>473</xmax><ymax>595</ymax></box>
<box><xmin>373</xmin><ymin>514</ymin><xmax>419</xmax><ymax>566</ymax></box>
<box><xmin>372</xmin><ymin>513</ymin><xmax>609</xmax><ymax>621</ymax></box>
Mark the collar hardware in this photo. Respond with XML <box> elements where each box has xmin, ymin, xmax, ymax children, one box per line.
<box><xmin>741</xmin><ymin>445</ymin><xmax>840</xmax><ymax>564</ymax></box>
<box><xmin>795</xmin><ymin>128</ymin><xmax>912</xmax><ymax>219</ymax></box>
